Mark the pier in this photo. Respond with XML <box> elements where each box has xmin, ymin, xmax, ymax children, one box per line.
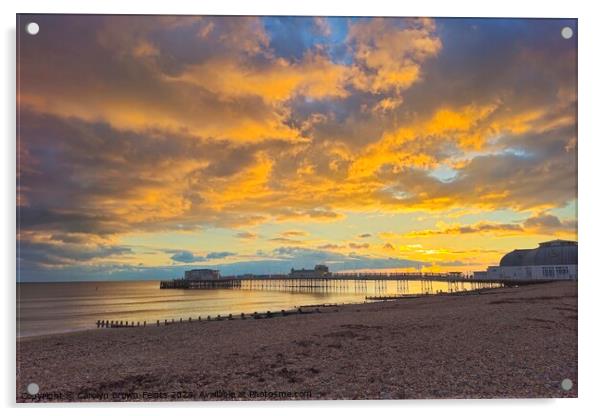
<box><xmin>159</xmin><ymin>271</ymin><xmax>542</xmax><ymax>292</ymax></box>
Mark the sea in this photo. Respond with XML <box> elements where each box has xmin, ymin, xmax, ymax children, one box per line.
<box><xmin>17</xmin><ymin>279</ymin><xmax>487</xmax><ymax>337</ymax></box>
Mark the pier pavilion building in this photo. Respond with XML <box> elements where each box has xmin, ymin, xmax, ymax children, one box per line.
<box><xmin>289</xmin><ymin>264</ymin><xmax>331</xmax><ymax>279</ymax></box>
<box><xmin>184</xmin><ymin>269</ymin><xmax>221</xmax><ymax>281</ymax></box>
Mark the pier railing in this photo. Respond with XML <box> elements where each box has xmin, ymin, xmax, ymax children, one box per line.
<box><xmin>222</xmin><ymin>271</ymin><xmax>473</xmax><ymax>282</ymax></box>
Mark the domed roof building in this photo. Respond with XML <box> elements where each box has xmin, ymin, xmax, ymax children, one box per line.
<box><xmin>475</xmin><ymin>240</ymin><xmax>578</xmax><ymax>282</ymax></box>
<box><xmin>500</xmin><ymin>240</ymin><xmax>578</xmax><ymax>267</ymax></box>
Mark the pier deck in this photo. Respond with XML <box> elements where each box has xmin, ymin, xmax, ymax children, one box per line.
<box><xmin>160</xmin><ymin>272</ymin><xmax>562</xmax><ymax>290</ymax></box>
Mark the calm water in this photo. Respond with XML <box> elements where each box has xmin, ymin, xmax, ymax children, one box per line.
<box><xmin>17</xmin><ymin>280</ymin><xmax>488</xmax><ymax>337</ymax></box>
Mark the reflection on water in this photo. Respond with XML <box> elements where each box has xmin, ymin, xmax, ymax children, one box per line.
<box><xmin>17</xmin><ymin>279</ymin><xmax>499</xmax><ymax>337</ymax></box>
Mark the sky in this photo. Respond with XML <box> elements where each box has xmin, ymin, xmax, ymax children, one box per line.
<box><xmin>17</xmin><ymin>15</ymin><xmax>577</xmax><ymax>281</ymax></box>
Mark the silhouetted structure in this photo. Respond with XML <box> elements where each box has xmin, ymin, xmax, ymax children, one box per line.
<box><xmin>289</xmin><ymin>264</ymin><xmax>331</xmax><ymax>278</ymax></box>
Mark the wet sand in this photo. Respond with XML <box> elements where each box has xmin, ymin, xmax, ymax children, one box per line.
<box><xmin>17</xmin><ymin>281</ymin><xmax>577</xmax><ymax>401</ymax></box>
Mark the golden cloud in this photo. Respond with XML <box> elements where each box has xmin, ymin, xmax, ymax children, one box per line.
<box><xmin>348</xmin><ymin>17</ymin><xmax>442</xmax><ymax>93</ymax></box>
<box><xmin>169</xmin><ymin>52</ymin><xmax>351</xmax><ymax>103</ymax></box>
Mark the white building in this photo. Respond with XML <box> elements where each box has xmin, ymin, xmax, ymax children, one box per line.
<box><xmin>476</xmin><ymin>240</ymin><xmax>577</xmax><ymax>281</ymax></box>
<box><xmin>184</xmin><ymin>269</ymin><xmax>220</xmax><ymax>281</ymax></box>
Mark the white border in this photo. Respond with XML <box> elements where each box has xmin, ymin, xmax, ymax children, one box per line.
<box><xmin>2</xmin><ymin>0</ymin><xmax>601</xmax><ymax>415</ymax></box>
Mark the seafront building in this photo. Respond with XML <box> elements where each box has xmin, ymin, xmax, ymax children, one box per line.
<box><xmin>474</xmin><ymin>240</ymin><xmax>577</xmax><ymax>281</ymax></box>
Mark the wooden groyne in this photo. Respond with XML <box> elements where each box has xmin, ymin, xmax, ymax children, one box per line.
<box><xmin>95</xmin><ymin>305</ymin><xmax>342</xmax><ymax>329</ymax></box>
<box><xmin>365</xmin><ymin>295</ymin><xmax>423</xmax><ymax>301</ymax></box>
<box><xmin>96</xmin><ymin>320</ymin><xmax>148</xmax><ymax>328</ymax></box>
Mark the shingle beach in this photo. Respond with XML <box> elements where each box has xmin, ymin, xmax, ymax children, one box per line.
<box><xmin>17</xmin><ymin>281</ymin><xmax>577</xmax><ymax>401</ymax></box>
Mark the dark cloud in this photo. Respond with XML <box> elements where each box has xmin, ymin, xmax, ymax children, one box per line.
<box><xmin>402</xmin><ymin>18</ymin><xmax>576</xmax><ymax>117</ymax></box>
<box><xmin>189</xmin><ymin>143</ymin><xmax>261</xmax><ymax>178</ymax></box>
<box><xmin>407</xmin><ymin>222</ymin><xmax>523</xmax><ymax>236</ymax></box>
<box><xmin>272</xmin><ymin>208</ymin><xmax>344</xmax><ymax>222</ymax></box>
<box><xmin>523</xmin><ymin>213</ymin><xmax>577</xmax><ymax>233</ymax></box>
<box><xmin>406</xmin><ymin>213</ymin><xmax>576</xmax><ymax>238</ymax></box>
<box><xmin>18</xmin><ymin>240</ymin><xmax>132</xmax><ymax>268</ymax></box>
<box><xmin>206</xmin><ymin>251</ymin><xmax>236</xmax><ymax>260</ymax></box>
<box><xmin>235</xmin><ymin>231</ymin><xmax>257</xmax><ymax>239</ymax></box>
<box><xmin>280</xmin><ymin>230</ymin><xmax>308</xmax><ymax>237</ymax></box>
<box><xmin>18</xmin><ymin>206</ymin><xmax>127</xmax><ymax>237</ymax></box>
<box><xmin>317</xmin><ymin>244</ymin><xmax>346</xmax><ymax>250</ymax></box>
<box><xmin>268</xmin><ymin>237</ymin><xmax>305</xmax><ymax>245</ymax></box>
<box><xmin>349</xmin><ymin>242</ymin><xmax>370</xmax><ymax>249</ymax></box>
<box><xmin>169</xmin><ymin>251</ymin><xmax>205</xmax><ymax>263</ymax></box>
<box><xmin>437</xmin><ymin>260</ymin><xmax>480</xmax><ymax>267</ymax></box>
<box><xmin>267</xmin><ymin>246</ymin><xmax>428</xmax><ymax>272</ymax></box>
<box><xmin>168</xmin><ymin>250</ymin><xmax>236</xmax><ymax>263</ymax></box>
